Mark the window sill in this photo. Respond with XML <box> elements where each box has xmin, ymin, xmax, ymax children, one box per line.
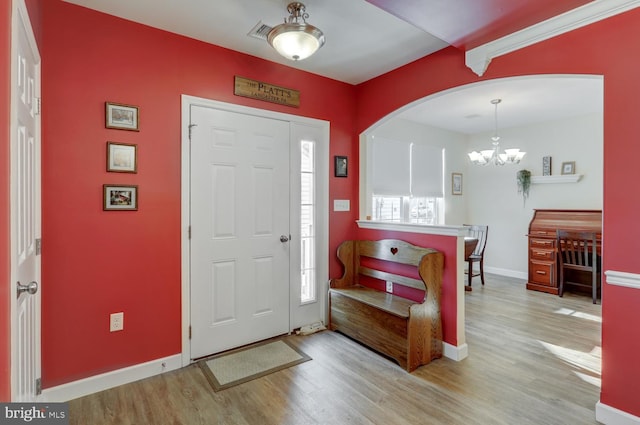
<box><xmin>531</xmin><ymin>175</ymin><xmax>583</xmax><ymax>184</ymax></box>
<box><xmin>356</xmin><ymin>220</ymin><xmax>468</xmax><ymax>236</ymax></box>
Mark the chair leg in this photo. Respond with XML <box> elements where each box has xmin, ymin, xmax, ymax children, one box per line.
<box><xmin>467</xmin><ymin>260</ymin><xmax>472</xmax><ymax>288</ymax></box>
<box><xmin>592</xmin><ymin>270</ymin><xmax>597</xmax><ymax>304</ymax></box>
<box><xmin>480</xmin><ymin>259</ymin><xmax>485</xmax><ymax>286</ymax></box>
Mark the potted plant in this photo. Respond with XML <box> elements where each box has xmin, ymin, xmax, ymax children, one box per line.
<box><xmin>517</xmin><ymin>169</ymin><xmax>531</xmax><ymax>205</ymax></box>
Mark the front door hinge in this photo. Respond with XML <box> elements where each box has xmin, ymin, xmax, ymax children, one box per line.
<box><xmin>34</xmin><ymin>97</ymin><xmax>41</xmax><ymax>116</ymax></box>
<box><xmin>189</xmin><ymin>325</ymin><xmax>192</xmax><ymax>340</ymax></box>
<box><xmin>188</xmin><ymin>124</ymin><xmax>197</xmax><ymax>140</ymax></box>
<box><xmin>35</xmin><ymin>238</ymin><xmax>42</xmax><ymax>256</ymax></box>
<box><xmin>35</xmin><ymin>378</ymin><xmax>42</xmax><ymax>395</ymax></box>
<box><xmin>188</xmin><ymin>226</ymin><xmax>191</xmax><ymax>240</ymax></box>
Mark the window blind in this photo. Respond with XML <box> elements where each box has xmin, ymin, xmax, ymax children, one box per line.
<box><xmin>411</xmin><ymin>144</ymin><xmax>444</xmax><ymax>197</ymax></box>
<box><xmin>371</xmin><ymin>137</ymin><xmax>411</xmax><ymax>196</ymax></box>
<box><xmin>371</xmin><ymin>137</ymin><xmax>443</xmax><ymax>198</ymax></box>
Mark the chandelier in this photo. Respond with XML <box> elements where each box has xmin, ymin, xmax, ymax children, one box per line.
<box><xmin>468</xmin><ymin>99</ymin><xmax>526</xmax><ymax>166</ymax></box>
<box><xmin>268</xmin><ymin>2</ymin><xmax>325</xmax><ymax>61</ymax></box>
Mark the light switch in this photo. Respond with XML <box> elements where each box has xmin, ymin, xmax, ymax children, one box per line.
<box><xmin>333</xmin><ymin>199</ymin><xmax>350</xmax><ymax>211</ymax></box>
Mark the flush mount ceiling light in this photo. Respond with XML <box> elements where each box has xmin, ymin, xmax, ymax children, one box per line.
<box><xmin>468</xmin><ymin>99</ymin><xmax>526</xmax><ymax>166</ymax></box>
<box><xmin>267</xmin><ymin>2</ymin><xmax>325</xmax><ymax>61</ymax></box>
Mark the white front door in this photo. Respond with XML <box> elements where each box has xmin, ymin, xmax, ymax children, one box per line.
<box><xmin>10</xmin><ymin>0</ymin><xmax>42</xmax><ymax>401</ymax></box>
<box><xmin>189</xmin><ymin>106</ymin><xmax>291</xmax><ymax>359</ymax></box>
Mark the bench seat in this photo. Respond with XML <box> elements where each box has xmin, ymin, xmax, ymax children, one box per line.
<box><xmin>329</xmin><ymin>239</ymin><xmax>444</xmax><ymax>372</ymax></box>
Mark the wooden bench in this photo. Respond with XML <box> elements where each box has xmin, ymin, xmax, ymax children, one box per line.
<box><xmin>328</xmin><ymin>239</ymin><xmax>444</xmax><ymax>372</ymax></box>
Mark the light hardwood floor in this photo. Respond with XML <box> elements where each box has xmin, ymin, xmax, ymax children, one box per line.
<box><xmin>69</xmin><ymin>275</ymin><xmax>602</xmax><ymax>424</ymax></box>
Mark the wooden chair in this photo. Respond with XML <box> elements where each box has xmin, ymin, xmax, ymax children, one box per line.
<box><xmin>464</xmin><ymin>225</ymin><xmax>488</xmax><ymax>289</ymax></box>
<box><xmin>556</xmin><ymin>230</ymin><xmax>600</xmax><ymax>304</ymax></box>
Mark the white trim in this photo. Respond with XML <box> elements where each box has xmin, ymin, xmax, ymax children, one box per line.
<box><xmin>596</xmin><ymin>401</ymin><xmax>640</xmax><ymax>425</ymax></box>
<box><xmin>484</xmin><ymin>266</ymin><xmax>527</xmax><ymax>281</ymax></box>
<box><xmin>443</xmin><ymin>342</ymin><xmax>468</xmax><ymax>361</ymax></box>
<box><xmin>356</xmin><ymin>220</ymin><xmax>468</xmax><ymax>236</ymax></box>
<box><xmin>605</xmin><ymin>270</ymin><xmax>640</xmax><ymax>290</ymax></box>
<box><xmin>180</xmin><ymin>95</ymin><xmax>330</xmax><ymax>366</ymax></box>
<box><xmin>466</xmin><ymin>0</ymin><xmax>640</xmax><ymax>76</ymax></box>
<box><xmin>531</xmin><ymin>175</ymin><xmax>583</xmax><ymax>184</ymax></box>
<box><xmin>40</xmin><ymin>354</ymin><xmax>182</xmax><ymax>402</ymax></box>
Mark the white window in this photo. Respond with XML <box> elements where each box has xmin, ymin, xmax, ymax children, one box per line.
<box><xmin>369</xmin><ymin>137</ymin><xmax>444</xmax><ymax>224</ymax></box>
<box><xmin>300</xmin><ymin>140</ymin><xmax>316</xmax><ymax>303</ymax></box>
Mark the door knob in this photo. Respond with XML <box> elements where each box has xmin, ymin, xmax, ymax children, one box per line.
<box><xmin>280</xmin><ymin>235</ymin><xmax>290</xmax><ymax>243</ymax></box>
<box><xmin>17</xmin><ymin>281</ymin><xmax>38</xmax><ymax>297</ymax></box>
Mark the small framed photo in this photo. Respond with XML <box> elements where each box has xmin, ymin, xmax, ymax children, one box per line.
<box><xmin>542</xmin><ymin>156</ymin><xmax>552</xmax><ymax>176</ymax></box>
<box><xmin>105</xmin><ymin>102</ymin><xmax>139</xmax><ymax>131</ymax></box>
<box><xmin>103</xmin><ymin>184</ymin><xmax>138</xmax><ymax>211</ymax></box>
<box><xmin>335</xmin><ymin>156</ymin><xmax>348</xmax><ymax>177</ymax></box>
<box><xmin>452</xmin><ymin>172</ymin><xmax>463</xmax><ymax>195</ymax></box>
<box><xmin>107</xmin><ymin>142</ymin><xmax>137</xmax><ymax>173</ymax></box>
<box><xmin>561</xmin><ymin>161</ymin><xmax>575</xmax><ymax>175</ymax></box>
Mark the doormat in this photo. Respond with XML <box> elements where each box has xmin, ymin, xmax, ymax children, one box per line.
<box><xmin>198</xmin><ymin>338</ymin><xmax>311</xmax><ymax>391</ymax></box>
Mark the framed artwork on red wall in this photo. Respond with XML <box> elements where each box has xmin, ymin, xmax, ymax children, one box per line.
<box><xmin>107</xmin><ymin>142</ymin><xmax>137</xmax><ymax>173</ymax></box>
<box><xmin>105</xmin><ymin>102</ymin><xmax>139</xmax><ymax>131</ymax></box>
<box><xmin>335</xmin><ymin>156</ymin><xmax>347</xmax><ymax>177</ymax></box>
<box><xmin>103</xmin><ymin>184</ymin><xmax>138</xmax><ymax>211</ymax></box>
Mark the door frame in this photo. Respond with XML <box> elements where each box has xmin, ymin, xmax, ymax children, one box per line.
<box><xmin>180</xmin><ymin>95</ymin><xmax>329</xmax><ymax>366</ymax></box>
<box><xmin>10</xmin><ymin>0</ymin><xmax>42</xmax><ymax>401</ymax></box>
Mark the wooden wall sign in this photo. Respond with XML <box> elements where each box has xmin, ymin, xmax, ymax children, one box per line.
<box><xmin>234</xmin><ymin>76</ymin><xmax>300</xmax><ymax>108</ymax></box>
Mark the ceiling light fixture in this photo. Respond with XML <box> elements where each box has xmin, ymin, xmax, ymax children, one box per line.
<box><xmin>268</xmin><ymin>2</ymin><xmax>325</xmax><ymax>61</ymax></box>
<box><xmin>468</xmin><ymin>99</ymin><xmax>526</xmax><ymax>166</ymax></box>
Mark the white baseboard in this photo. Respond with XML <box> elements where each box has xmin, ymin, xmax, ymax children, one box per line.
<box><xmin>443</xmin><ymin>342</ymin><xmax>468</xmax><ymax>361</ymax></box>
<box><xmin>484</xmin><ymin>266</ymin><xmax>527</xmax><ymax>280</ymax></box>
<box><xmin>40</xmin><ymin>354</ymin><xmax>182</xmax><ymax>402</ymax></box>
<box><xmin>596</xmin><ymin>401</ymin><xmax>640</xmax><ymax>425</ymax></box>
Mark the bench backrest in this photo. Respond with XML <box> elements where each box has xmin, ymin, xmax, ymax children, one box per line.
<box><xmin>331</xmin><ymin>239</ymin><xmax>443</xmax><ymax>302</ymax></box>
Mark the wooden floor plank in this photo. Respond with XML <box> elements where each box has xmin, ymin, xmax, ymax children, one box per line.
<box><xmin>68</xmin><ymin>275</ymin><xmax>601</xmax><ymax>424</ymax></box>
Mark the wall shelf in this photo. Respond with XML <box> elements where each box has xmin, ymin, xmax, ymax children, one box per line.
<box><xmin>531</xmin><ymin>175</ymin><xmax>582</xmax><ymax>184</ymax></box>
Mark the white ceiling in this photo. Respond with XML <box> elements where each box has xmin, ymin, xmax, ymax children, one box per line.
<box><xmin>61</xmin><ymin>0</ymin><xmax>603</xmax><ymax>133</ymax></box>
<box><xmin>61</xmin><ymin>0</ymin><xmax>449</xmax><ymax>85</ymax></box>
<box><xmin>395</xmin><ymin>75</ymin><xmax>603</xmax><ymax>134</ymax></box>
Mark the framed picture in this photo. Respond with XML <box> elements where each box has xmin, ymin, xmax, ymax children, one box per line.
<box><xmin>107</xmin><ymin>142</ymin><xmax>137</xmax><ymax>173</ymax></box>
<box><xmin>561</xmin><ymin>161</ymin><xmax>576</xmax><ymax>175</ymax></box>
<box><xmin>542</xmin><ymin>156</ymin><xmax>552</xmax><ymax>176</ymax></box>
<box><xmin>105</xmin><ymin>102</ymin><xmax>139</xmax><ymax>131</ymax></box>
<box><xmin>452</xmin><ymin>172</ymin><xmax>463</xmax><ymax>195</ymax></box>
<box><xmin>335</xmin><ymin>155</ymin><xmax>348</xmax><ymax>177</ymax></box>
<box><xmin>103</xmin><ymin>184</ymin><xmax>138</xmax><ymax>211</ymax></box>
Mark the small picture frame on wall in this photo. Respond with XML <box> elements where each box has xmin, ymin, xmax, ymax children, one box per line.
<box><xmin>107</xmin><ymin>142</ymin><xmax>137</xmax><ymax>173</ymax></box>
<box><xmin>335</xmin><ymin>156</ymin><xmax>348</xmax><ymax>177</ymax></box>
<box><xmin>542</xmin><ymin>156</ymin><xmax>552</xmax><ymax>176</ymax></box>
<box><xmin>103</xmin><ymin>184</ymin><xmax>138</xmax><ymax>211</ymax></box>
<box><xmin>105</xmin><ymin>102</ymin><xmax>139</xmax><ymax>131</ymax></box>
<box><xmin>561</xmin><ymin>161</ymin><xmax>576</xmax><ymax>175</ymax></box>
<box><xmin>452</xmin><ymin>172</ymin><xmax>463</xmax><ymax>195</ymax></box>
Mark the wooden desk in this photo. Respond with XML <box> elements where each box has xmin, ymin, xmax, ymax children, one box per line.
<box><xmin>526</xmin><ymin>209</ymin><xmax>602</xmax><ymax>295</ymax></box>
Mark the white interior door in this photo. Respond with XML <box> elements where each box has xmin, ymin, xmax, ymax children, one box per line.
<box><xmin>11</xmin><ymin>0</ymin><xmax>42</xmax><ymax>402</ymax></box>
<box><xmin>190</xmin><ymin>106</ymin><xmax>291</xmax><ymax>359</ymax></box>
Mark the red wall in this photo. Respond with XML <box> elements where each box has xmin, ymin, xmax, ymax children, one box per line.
<box><xmin>1</xmin><ymin>0</ymin><xmax>12</xmax><ymax>402</ymax></box>
<box><xmin>40</xmin><ymin>0</ymin><xmax>358</xmax><ymax>388</ymax></box>
<box><xmin>356</xmin><ymin>10</ymin><xmax>640</xmax><ymax>418</ymax></box>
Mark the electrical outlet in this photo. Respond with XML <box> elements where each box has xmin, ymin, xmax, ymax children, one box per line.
<box><xmin>110</xmin><ymin>312</ymin><xmax>124</xmax><ymax>332</ymax></box>
<box><xmin>386</xmin><ymin>281</ymin><xmax>393</xmax><ymax>293</ymax></box>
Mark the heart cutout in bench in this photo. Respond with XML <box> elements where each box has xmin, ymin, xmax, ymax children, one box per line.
<box><xmin>390</xmin><ymin>247</ymin><xmax>398</xmax><ymax>255</ymax></box>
